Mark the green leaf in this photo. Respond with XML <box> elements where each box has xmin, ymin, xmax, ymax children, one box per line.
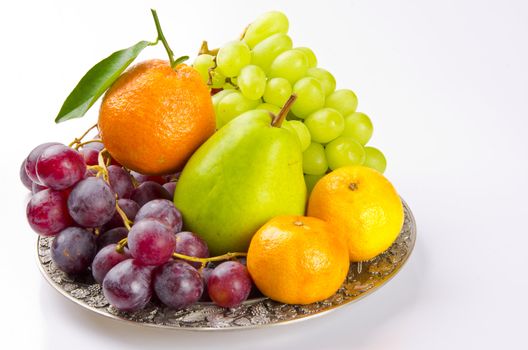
<box><xmin>55</xmin><ymin>40</ymin><xmax>152</xmax><ymax>123</ymax></box>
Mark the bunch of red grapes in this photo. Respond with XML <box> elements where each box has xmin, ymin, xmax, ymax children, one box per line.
<box><xmin>20</xmin><ymin>136</ymin><xmax>253</xmax><ymax>312</ymax></box>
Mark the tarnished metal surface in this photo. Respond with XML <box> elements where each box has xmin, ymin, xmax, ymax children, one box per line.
<box><xmin>37</xmin><ymin>200</ymin><xmax>416</xmax><ymax>330</ymax></box>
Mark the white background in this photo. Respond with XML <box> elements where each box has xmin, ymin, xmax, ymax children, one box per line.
<box><xmin>1</xmin><ymin>0</ymin><xmax>527</xmax><ymax>349</ymax></box>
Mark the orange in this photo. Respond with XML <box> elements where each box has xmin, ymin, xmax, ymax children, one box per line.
<box><xmin>247</xmin><ymin>215</ymin><xmax>349</xmax><ymax>305</ymax></box>
<box><xmin>308</xmin><ymin>166</ymin><xmax>404</xmax><ymax>262</ymax></box>
<box><xmin>98</xmin><ymin>59</ymin><xmax>215</xmax><ymax>175</ymax></box>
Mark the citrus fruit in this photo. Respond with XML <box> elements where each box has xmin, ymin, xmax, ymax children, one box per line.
<box><xmin>98</xmin><ymin>59</ymin><xmax>215</xmax><ymax>175</ymax></box>
<box><xmin>247</xmin><ymin>215</ymin><xmax>349</xmax><ymax>305</ymax></box>
<box><xmin>307</xmin><ymin>166</ymin><xmax>404</xmax><ymax>262</ymax></box>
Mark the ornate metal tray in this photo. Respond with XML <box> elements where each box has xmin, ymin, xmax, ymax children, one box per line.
<box><xmin>37</xmin><ymin>200</ymin><xmax>416</xmax><ymax>330</ymax></box>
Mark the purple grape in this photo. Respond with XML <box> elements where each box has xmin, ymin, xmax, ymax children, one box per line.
<box><xmin>80</xmin><ymin>147</ymin><xmax>99</xmax><ymax>166</ymax></box>
<box><xmin>131</xmin><ymin>181</ymin><xmax>172</xmax><ymax>207</ymax></box>
<box><xmin>102</xmin><ymin>199</ymin><xmax>139</xmax><ymax>231</ymax></box>
<box><xmin>67</xmin><ymin>177</ymin><xmax>116</xmax><ymax>227</ymax></box>
<box><xmin>92</xmin><ymin>244</ymin><xmax>131</xmax><ymax>284</ymax></box>
<box><xmin>127</xmin><ymin>219</ymin><xmax>176</xmax><ymax>266</ymax></box>
<box><xmin>25</xmin><ymin>142</ymin><xmax>61</xmax><ymax>184</ymax></box>
<box><xmin>36</xmin><ymin>144</ymin><xmax>86</xmax><ymax>190</ymax></box>
<box><xmin>51</xmin><ymin>227</ymin><xmax>97</xmax><ymax>274</ymax></box>
<box><xmin>199</xmin><ymin>267</ymin><xmax>214</xmax><ymax>301</ymax></box>
<box><xmin>130</xmin><ymin>171</ymin><xmax>166</xmax><ymax>185</ymax></box>
<box><xmin>83</xmin><ymin>140</ymin><xmax>104</xmax><ymax>151</ymax></box>
<box><xmin>102</xmin><ymin>259</ymin><xmax>154</xmax><ymax>312</ymax></box>
<box><xmin>107</xmin><ymin>165</ymin><xmax>134</xmax><ymax>199</ymax></box>
<box><xmin>26</xmin><ymin>189</ymin><xmax>73</xmax><ymax>236</ymax></box>
<box><xmin>135</xmin><ymin>199</ymin><xmax>182</xmax><ymax>233</ymax></box>
<box><xmin>162</xmin><ymin>182</ymin><xmax>177</xmax><ymax>197</ymax></box>
<box><xmin>153</xmin><ymin>260</ymin><xmax>204</xmax><ymax>309</ymax></box>
<box><xmin>207</xmin><ymin>261</ymin><xmax>252</xmax><ymax>308</ymax></box>
<box><xmin>174</xmin><ymin>231</ymin><xmax>209</xmax><ymax>269</ymax></box>
<box><xmin>97</xmin><ymin>227</ymin><xmax>128</xmax><ymax>250</ymax></box>
<box><xmin>20</xmin><ymin>159</ymin><xmax>33</xmax><ymax>190</ymax></box>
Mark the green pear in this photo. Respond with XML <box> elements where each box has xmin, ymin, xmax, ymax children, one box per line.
<box><xmin>173</xmin><ymin>98</ymin><xmax>306</xmax><ymax>255</ymax></box>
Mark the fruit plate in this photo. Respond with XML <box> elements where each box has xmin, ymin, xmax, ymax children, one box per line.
<box><xmin>37</xmin><ymin>200</ymin><xmax>416</xmax><ymax>330</ymax></box>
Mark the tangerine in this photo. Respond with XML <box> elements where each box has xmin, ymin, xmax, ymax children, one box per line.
<box><xmin>247</xmin><ymin>215</ymin><xmax>349</xmax><ymax>305</ymax></box>
<box><xmin>308</xmin><ymin>166</ymin><xmax>404</xmax><ymax>262</ymax></box>
<box><xmin>98</xmin><ymin>59</ymin><xmax>215</xmax><ymax>175</ymax></box>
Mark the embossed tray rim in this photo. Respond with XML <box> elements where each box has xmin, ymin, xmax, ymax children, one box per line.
<box><xmin>37</xmin><ymin>199</ymin><xmax>416</xmax><ymax>331</ymax></box>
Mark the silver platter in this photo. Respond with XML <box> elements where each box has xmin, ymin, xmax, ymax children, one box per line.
<box><xmin>37</xmin><ymin>200</ymin><xmax>416</xmax><ymax>330</ymax></box>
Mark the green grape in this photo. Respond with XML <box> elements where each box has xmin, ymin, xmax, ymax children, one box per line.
<box><xmin>325</xmin><ymin>136</ymin><xmax>366</xmax><ymax>170</ymax></box>
<box><xmin>342</xmin><ymin>112</ymin><xmax>373</xmax><ymax>145</ymax></box>
<box><xmin>238</xmin><ymin>65</ymin><xmax>267</xmax><ymax>100</ymax></box>
<box><xmin>282</xmin><ymin>120</ymin><xmax>311</xmax><ymax>151</ymax></box>
<box><xmin>269</xmin><ymin>49</ymin><xmax>309</xmax><ymax>84</ymax></box>
<box><xmin>216</xmin><ymin>91</ymin><xmax>259</xmax><ymax>127</ymax></box>
<box><xmin>302</xmin><ymin>142</ymin><xmax>328</xmax><ymax>175</ymax></box>
<box><xmin>216</xmin><ymin>41</ymin><xmax>251</xmax><ymax>77</ymax></box>
<box><xmin>192</xmin><ymin>54</ymin><xmax>225</xmax><ymax>88</ymax></box>
<box><xmin>212</xmin><ymin>89</ymin><xmax>236</xmax><ymax>116</ymax></box>
<box><xmin>306</xmin><ymin>67</ymin><xmax>336</xmax><ymax>96</ymax></box>
<box><xmin>291</xmin><ymin>77</ymin><xmax>325</xmax><ymax>118</ymax></box>
<box><xmin>256</xmin><ymin>103</ymin><xmax>281</xmax><ymax>115</ymax></box>
<box><xmin>304</xmin><ymin>108</ymin><xmax>345</xmax><ymax>143</ymax></box>
<box><xmin>304</xmin><ymin>174</ymin><xmax>323</xmax><ymax>194</ymax></box>
<box><xmin>325</xmin><ymin>89</ymin><xmax>358</xmax><ymax>116</ymax></box>
<box><xmin>263</xmin><ymin>77</ymin><xmax>292</xmax><ymax>107</ymax></box>
<box><xmin>193</xmin><ymin>54</ymin><xmax>215</xmax><ymax>84</ymax></box>
<box><xmin>363</xmin><ymin>146</ymin><xmax>387</xmax><ymax>173</ymax></box>
<box><xmin>251</xmin><ymin>34</ymin><xmax>293</xmax><ymax>74</ymax></box>
<box><xmin>210</xmin><ymin>70</ymin><xmax>226</xmax><ymax>89</ymax></box>
<box><xmin>295</xmin><ymin>47</ymin><xmax>317</xmax><ymax>68</ymax></box>
<box><xmin>222</xmin><ymin>82</ymin><xmax>236</xmax><ymax>90</ymax></box>
<box><xmin>243</xmin><ymin>11</ymin><xmax>289</xmax><ymax>48</ymax></box>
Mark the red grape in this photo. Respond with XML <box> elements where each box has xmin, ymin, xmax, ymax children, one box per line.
<box><xmin>102</xmin><ymin>198</ymin><xmax>139</xmax><ymax>231</ymax></box>
<box><xmin>79</xmin><ymin>147</ymin><xmax>99</xmax><ymax>166</ymax></box>
<box><xmin>127</xmin><ymin>219</ymin><xmax>176</xmax><ymax>266</ymax></box>
<box><xmin>51</xmin><ymin>227</ymin><xmax>97</xmax><ymax>274</ymax></box>
<box><xmin>107</xmin><ymin>165</ymin><xmax>134</xmax><ymax>199</ymax></box>
<box><xmin>26</xmin><ymin>189</ymin><xmax>73</xmax><ymax>236</ymax></box>
<box><xmin>130</xmin><ymin>171</ymin><xmax>165</xmax><ymax>185</ymax></box>
<box><xmin>135</xmin><ymin>199</ymin><xmax>182</xmax><ymax>233</ymax></box>
<box><xmin>153</xmin><ymin>260</ymin><xmax>204</xmax><ymax>309</ymax></box>
<box><xmin>102</xmin><ymin>259</ymin><xmax>154</xmax><ymax>312</ymax></box>
<box><xmin>24</xmin><ymin>142</ymin><xmax>61</xmax><ymax>184</ymax></box>
<box><xmin>31</xmin><ymin>182</ymin><xmax>47</xmax><ymax>194</ymax></box>
<box><xmin>207</xmin><ymin>261</ymin><xmax>252</xmax><ymax>308</ymax></box>
<box><xmin>20</xmin><ymin>159</ymin><xmax>33</xmax><ymax>190</ymax></box>
<box><xmin>92</xmin><ymin>244</ymin><xmax>131</xmax><ymax>284</ymax></box>
<box><xmin>162</xmin><ymin>182</ymin><xmax>177</xmax><ymax>198</ymax></box>
<box><xmin>131</xmin><ymin>181</ymin><xmax>172</xmax><ymax>207</ymax></box>
<box><xmin>67</xmin><ymin>177</ymin><xmax>116</xmax><ymax>227</ymax></box>
<box><xmin>174</xmin><ymin>231</ymin><xmax>209</xmax><ymax>269</ymax></box>
<box><xmin>36</xmin><ymin>144</ymin><xmax>86</xmax><ymax>190</ymax></box>
<box><xmin>97</xmin><ymin>227</ymin><xmax>128</xmax><ymax>250</ymax></box>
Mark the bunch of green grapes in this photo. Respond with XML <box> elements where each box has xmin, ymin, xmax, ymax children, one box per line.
<box><xmin>192</xmin><ymin>11</ymin><xmax>387</xmax><ymax>193</ymax></box>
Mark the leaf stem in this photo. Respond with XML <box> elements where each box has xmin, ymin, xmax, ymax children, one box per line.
<box><xmin>150</xmin><ymin>9</ymin><xmax>188</xmax><ymax>68</ymax></box>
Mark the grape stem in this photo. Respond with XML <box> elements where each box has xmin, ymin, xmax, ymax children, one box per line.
<box><xmin>68</xmin><ymin>123</ymin><xmax>98</xmax><ymax>148</ymax></box>
<box><xmin>272</xmin><ymin>94</ymin><xmax>297</xmax><ymax>127</ymax></box>
<box><xmin>115</xmin><ymin>199</ymin><xmax>133</xmax><ymax>230</ymax></box>
<box><xmin>150</xmin><ymin>9</ymin><xmax>188</xmax><ymax>68</ymax></box>
<box><xmin>97</xmin><ymin>149</ymin><xmax>110</xmax><ymax>182</ymax></box>
<box><xmin>198</xmin><ymin>41</ymin><xmax>219</xmax><ymax>56</ymax></box>
<box><xmin>74</xmin><ymin>139</ymin><xmax>103</xmax><ymax>150</ymax></box>
<box><xmin>114</xmin><ymin>237</ymin><xmax>248</xmax><ymax>264</ymax></box>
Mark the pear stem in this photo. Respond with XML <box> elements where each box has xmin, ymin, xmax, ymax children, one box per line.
<box><xmin>272</xmin><ymin>94</ymin><xmax>297</xmax><ymax>128</ymax></box>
